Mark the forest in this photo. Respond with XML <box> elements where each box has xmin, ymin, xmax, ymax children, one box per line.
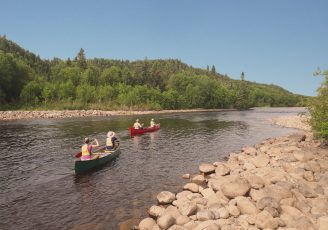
<box><xmin>0</xmin><ymin>36</ymin><xmax>308</xmax><ymax>110</ymax></box>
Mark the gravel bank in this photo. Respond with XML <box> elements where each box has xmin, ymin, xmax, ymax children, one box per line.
<box><xmin>0</xmin><ymin>109</ymin><xmax>235</xmax><ymax>121</ymax></box>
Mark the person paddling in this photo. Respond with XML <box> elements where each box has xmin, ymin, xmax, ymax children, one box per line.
<box><xmin>106</xmin><ymin>131</ymin><xmax>119</xmax><ymax>150</ymax></box>
<box><xmin>81</xmin><ymin>137</ymin><xmax>99</xmax><ymax>161</ymax></box>
<box><xmin>133</xmin><ymin>119</ymin><xmax>143</xmax><ymax>129</ymax></box>
<box><xmin>150</xmin><ymin>118</ymin><xmax>159</xmax><ymax>128</ymax></box>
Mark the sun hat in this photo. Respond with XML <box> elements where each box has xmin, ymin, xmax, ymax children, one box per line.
<box><xmin>107</xmin><ymin>131</ymin><xmax>115</xmax><ymax>137</ymax></box>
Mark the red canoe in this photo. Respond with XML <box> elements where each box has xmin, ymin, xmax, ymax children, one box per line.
<box><xmin>129</xmin><ymin>124</ymin><xmax>160</xmax><ymax>136</ymax></box>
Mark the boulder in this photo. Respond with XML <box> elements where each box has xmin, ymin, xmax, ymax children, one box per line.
<box><xmin>199</xmin><ymin>163</ymin><xmax>215</xmax><ymax>174</ymax></box>
<box><xmin>236</xmin><ymin>197</ymin><xmax>259</xmax><ymax>215</ymax></box>
<box><xmin>196</xmin><ymin>210</ymin><xmax>215</xmax><ymax>221</ymax></box>
<box><xmin>191</xmin><ymin>174</ymin><xmax>205</xmax><ymax>184</ymax></box>
<box><xmin>245</xmin><ymin>174</ymin><xmax>265</xmax><ymax>189</ymax></box>
<box><xmin>175</xmin><ymin>215</ymin><xmax>190</xmax><ymax>226</ymax></box>
<box><xmin>215</xmin><ymin>163</ymin><xmax>230</xmax><ymax>176</ymax></box>
<box><xmin>157</xmin><ymin>191</ymin><xmax>176</xmax><ymax>204</ymax></box>
<box><xmin>139</xmin><ymin>217</ymin><xmax>156</xmax><ymax>230</ymax></box>
<box><xmin>318</xmin><ymin>216</ymin><xmax>328</xmax><ymax>230</ymax></box>
<box><xmin>255</xmin><ymin>210</ymin><xmax>278</xmax><ymax>229</ymax></box>
<box><xmin>157</xmin><ymin>214</ymin><xmax>175</xmax><ymax>230</ymax></box>
<box><xmin>252</xmin><ymin>154</ymin><xmax>270</xmax><ymax>168</ymax></box>
<box><xmin>200</xmin><ymin>188</ymin><xmax>215</xmax><ymax>198</ymax></box>
<box><xmin>176</xmin><ymin>191</ymin><xmax>192</xmax><ymax>200</ymax></box>
<box><xmin>226</xmin><ymin>204</ymin><xmax>240</xmax><ymax>216</ymax></box>
<box><xmin>148</xmin><ymin>205</ymin><xmax>165</xmax><ymax>218</ymax></box>
<box><xmin>183</xmin><ymin>183</ymin><xmax>199</xmax><ymax>193</ymax></box>
<box><xmin>177</xmin><ymin>201</ymin><xmax>197</xmax><ymax>216</ymax></box>
<box><xmin>256</xmin><ymin>197</ymin><xmax>280</xmax><ymax>210</ymax></box>
<box><xmin>182</xmin><ymin>174</ymin><xmax>190</xmax><ymax>179</ymax></box>
<box><xmin>221</xmin><ymin>178</ymin><xmax>251</xmax><ymax>198</ymax></box>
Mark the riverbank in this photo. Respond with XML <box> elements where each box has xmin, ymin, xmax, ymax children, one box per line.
<box><xmin>136</xmin><ymin>115</ymin><xmax>328</xmax><ymax>230</ymax></box>
<box><xmin>0</xmin><ymin>109</ymin><xmax>236</xmax><ymax>121</ymax></box>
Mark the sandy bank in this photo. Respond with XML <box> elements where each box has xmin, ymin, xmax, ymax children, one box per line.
<box><xmin>135</xmin><ymin>115</ymin><xmax>328</xmax><ymax>230</ymax></box>
<box><xmin>0</xmin><ymin>109</ymin><xmax>236</xmax><ymax>121</ymax></box>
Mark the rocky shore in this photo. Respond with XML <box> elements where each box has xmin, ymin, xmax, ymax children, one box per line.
<box><xmin>136</xmin><ymin>116</ymin><xmax>328</xmax><ymax>230</ymax></box>
<box><xmin>0</xmin><ymin>109</ymin><xmax>234</xmax><ymax>121</ymax></box>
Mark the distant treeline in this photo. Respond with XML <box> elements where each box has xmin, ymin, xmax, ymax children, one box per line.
<box><xmin>0</xmin><ymin>35</ymin><xmax>308</xmax><ymax>110</ymax></box>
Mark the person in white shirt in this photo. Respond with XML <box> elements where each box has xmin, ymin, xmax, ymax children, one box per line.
<box><xmin>133</xmin><ymin>119</ymin><xmax>143</xmax><ymax>129</ymax></box>
<box><xmin>150</xmin><ymin>118</ymin><xmax>157</xmax><ymax>128</ymax></box>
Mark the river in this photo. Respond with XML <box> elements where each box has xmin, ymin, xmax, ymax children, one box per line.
<box><xmin>0</xmin><ymin>108</ymin><xmax>306</xmax><ymax>230</ymax></box>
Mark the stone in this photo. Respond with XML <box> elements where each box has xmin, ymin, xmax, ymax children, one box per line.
<box><xmin>303</xmin><ymin>171</ymin><xmax>314</xmax><ymax>181</ymax></box>
<box><xmin>201</xmin><ymin>188</ymin><xmax>215</xmax><ymax>199</ymax></box>
<box><xmin>199</xmin><ymin>163</ymin><xmax>215</xmax><ymax>174</ymax></box>
<box><xmin>256</xmin><ymin>197</ymin><xmax>280</xmax><ymax>210</ymax></box>
<box><xmin>252</xmin><ymin>154</ymin><xmax>270</xmax><ymax>168</ymax></box>
<box><xmin>242</xmin><ymin>146</ymin><xmax>257</xmax><ymax>155</ymax></box>
<box><xmin>167</xmin><ymin>225</ymin><xmax>184</xmax><ymax>230</ymax></box>
<box><xmin>298</xmin><ymin>183</ymin><xmax>318</xmax><ymax>198</ymax></box>
<box><xmin>304</xmin><ymin>161</ymin><xmax>321</xmax><ymax>173</ymax></box>
<box><xmin>178</xmin><ymin>201</ymin><xmax>197</xmax><ymax>216</ymax></box>
<box><xmin>183</xmin><ymin>183</ymin><xmax>199</xmax><ymax>193</ymax></box>
<box><xmin>157</xmin><ymin>191</ymin><xmax>176</xmax><ymax>204</ymax></box>
<box><xmin>255</xmin><ymin>210</ymin><xmax>278</xmax><ymax>229</ymax></box>
<box><xmin>175</xmin><ymin>215</ymin><xmax>190</xmax><ymax>226</ymax></box>
<box><xmin>245</xmin><ymin>174</ymin><xmax>265</xmax><ymax>189</ymax></box>
<box><xmin>215</xmin><ymin>163</ymin><xmax>230</xmax><ymax>176</ymax></box>
<box><xmin>196</xmin><ymin>210</ymin><xmax>215</xmax><ymax>221</ymax></box>
<box><xmin>139</xmin><ymin>217</ymin><xmax>156</xmax><ymax>230</ymax></box>
<box><xmin>148</xmin><ymin>205</ymin><xmax>165</xmax><ymax>218</ymax></box>
<box><xmin>157</xmin><ymin>214</ymin><xmax>175</xmax><ymax>230</ymax></box>
<box><xmin>187</xmin><ymin>193</ymin><xmax>203</xmax><ymax>200</ymax></box>
<box><xmin>264</xmin><ymin>206</ymin><xmax>279</xmax><ymax>217</ymax></box>
<box><xmin>221</xmin><ymin>178</ymin><xmax>251</xmax><ymax>198</ymax></box>
<box><xmin>226</xmin><ymin>204</ymin><xmax>240</xmax><ymax>216</ymax></box>
<box><xmin>182</xmin><ymin>174</ymin><xmax>190</xmax><ymax>179</ymax></box>
<box><xmin>176</xmin><ymin>191</ymin><xmax>192</xmax><ymax>200</ymax></box>
<box><xmin>318</xmin><ymin>216</ymin><xmax>328</xmax><ymax>230</ymax></box>
<box><xmin>264</xmin><ymin>184</ymin><xmax>292</xmax><ymax>202</ymax></box>
<box><xmin>236</xmin><ymin>197</ymin><xmax>259</xmax><ymax>215</ymax></box>
<box><xmin>191</xmin><ymin>174</ymin><xmax>206</xmax><ymax>184</ymax></box>
<box><xmin>194</xmin><ymin>220</ymin><xmax>219</xmax><ymax>230</ymax></box>
<box><xmin>250</xmin><ymin>188</ymin><xmax>266</xmax><ymax>202</ymax></box>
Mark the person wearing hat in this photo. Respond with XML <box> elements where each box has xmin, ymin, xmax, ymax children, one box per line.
<box><xmin>133</xmin><ymin>119</ymin><xmax>143</xmax><ymax>129</ymax></box>
<box><xmin>106</xmin><ymin>131</ymin><xmax>118</xmax><ymax>150</ymax></box>
<box><xmin>81</xmin><ymin>137</ymin><xmax>99</xmax><ymax>161</ymax></box>
<box><xmin>150</xmin><ymin>118</ymin><xmax>157</xmax><ymax>128</ymax></box>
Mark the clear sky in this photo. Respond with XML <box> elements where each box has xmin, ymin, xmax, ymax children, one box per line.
<box><xmin>1</xmin><ymin>0</ymin><xmax>327</xmax><ymax>96</ymax></box>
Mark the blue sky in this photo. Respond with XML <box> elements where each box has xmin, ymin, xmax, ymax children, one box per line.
<box><xmin>1</xmin><ymin>0</ymin><xmax>327</xmax><ymax>96</ymax></box>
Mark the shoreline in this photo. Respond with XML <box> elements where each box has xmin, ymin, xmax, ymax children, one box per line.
<box><xmin>135</xmin><ymin>115</ymin><xmax>328</xmax><ymax>230</ymax></box>
<box><xmin>0</xmin><ymin>109</ymin><xmax>237</xmax><ymax>121</ymax></box>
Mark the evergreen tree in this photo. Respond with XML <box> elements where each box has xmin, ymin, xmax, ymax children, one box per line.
<box><xmin>76</xmin><ymin>48</ymin><xmax>87</xmax><ymax>69</ymax></box>
<box><xmin>211</xmin><ymin>65</ymin><xmax>216</xmax><ymax>74</ymax></box>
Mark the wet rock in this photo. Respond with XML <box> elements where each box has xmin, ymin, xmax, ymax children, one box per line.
<box><xmin>157</xmin><ymin>191</ymin><xmax>176</xmax><ymax>204</ymax></box>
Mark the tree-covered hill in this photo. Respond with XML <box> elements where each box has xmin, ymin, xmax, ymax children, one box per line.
<box><xmin>0</xmin><ymin>36</ymin><xmax>308</xmax><ymax>110</ymax></box>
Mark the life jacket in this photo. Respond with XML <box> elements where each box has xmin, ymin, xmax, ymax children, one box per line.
<box><xmin>81</xmin><ymin>144</ymin><xmax>90</xmax><ymax>156</ymax></box>
<box><xmin>106</xmin><ymin>137</ymin><xmax>113</xmax><ymax>147</ymax></box>
<box><xmin>150</xmin><ymin>121</ymin><xmax>155</xmax><ymax>127</ymax></box>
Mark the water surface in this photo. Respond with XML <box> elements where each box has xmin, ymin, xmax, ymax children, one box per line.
<box><xmin>0</xmin><ymin>108</ymin><xmax>305</xmax><ymax>229</ymax></box>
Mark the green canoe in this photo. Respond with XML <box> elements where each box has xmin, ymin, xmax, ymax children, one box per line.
<box><xmin>75</xmin><ymin>144</ymin><xmax>121</xmax><ymax>174</ymax></box>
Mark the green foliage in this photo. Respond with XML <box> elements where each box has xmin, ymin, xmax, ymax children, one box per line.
<box><xmin>0</xmin><ymin>36</ymin><xmax>307</xmax><ymax>111</ymax></box>
<box><xmin>309</xmin><ymin>70</ymin><xmax>328</xmax><ymax>142</ymax></box>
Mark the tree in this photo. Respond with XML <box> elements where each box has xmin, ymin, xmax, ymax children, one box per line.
<box><xmin>309</xmin><ymin>69</ymin><xmax>328</xmax><ymax>142</ymax></box>
<box><xmin>211</xmin><ymin>65</ymin><xmax>216</xmax><ymax>74</ymax></box>
<box><xmin>76</xmin><ymin>48</ymin><xmax>87</xmax><ymax>69</ymax></box>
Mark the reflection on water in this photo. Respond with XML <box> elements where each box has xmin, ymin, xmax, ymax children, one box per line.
<box><xmin>0</xmin><ymin>108</ymin><xmax>305</xmax><ymax>230</ymax></box>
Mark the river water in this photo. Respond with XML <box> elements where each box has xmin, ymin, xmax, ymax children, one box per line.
<box><xmin>0</xmin><ymin>108</ymin><xmax>306</xmax><ymax>230</ymax></box>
